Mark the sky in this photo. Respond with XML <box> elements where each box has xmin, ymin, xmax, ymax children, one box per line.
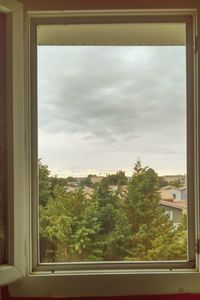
<box><xmin>38</xmin><ymin>46</ymin><xmax>186</xmax><ymax>177</ymax></box>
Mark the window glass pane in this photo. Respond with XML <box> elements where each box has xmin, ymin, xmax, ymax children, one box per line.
<box><xmin>0</xmin><ymin>12</ymin><xmax>7</xmax><ymax>265</ymax></box>
<box><xmin>37</xmin><ymin>25</ymin><xmax>187</xmax><ymax>263</ymax></box>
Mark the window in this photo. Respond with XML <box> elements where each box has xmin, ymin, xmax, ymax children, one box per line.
<box><xmin>165</xmin><ymin>211</ymin><xmax>174</xmax><ymax>222</ymax></box>
<box><xmin>2</xmin><ymin>4</ymin><xmax>200</xmax><ymax>298</ymax></box>
<box><xmin>30</xmin><ymin>10</ymin><xmax>197</xmax><ymax>273</ymax></box>
<box><xmin>37</xmin><ymin>29</ymin><xmax>188</xmax><ymax>264</ymax></box>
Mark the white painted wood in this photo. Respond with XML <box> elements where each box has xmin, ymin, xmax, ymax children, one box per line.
<box><xmin>0</xmin><ymin>0</ymin><xmax>21</xmax><ymax>12</ymax></box>
<box><xmin>11</xmin><ymin>1</ymin><xmax>26</xmax><ymax>275</ymax></box>
<box><xmin>0</xmin><ymin>0</ymin><xmax>25</xmax><ymax>286</ymax></box>
<box><xmin>9</xmin><ymin>271</ymin><xmax>200</xmax><ymax>297</ymax></box>
<box><xmin>30</xmin><ymin>10</ymin><xmax>197</xmax><ymax>273</ymax></box>
<box><xmin>0</xmin><ymin>266</ymin><xmax>23</xmax><ymax>286</ymax></box>
<box><xmin>37</xmin><ymin>23</ymin><xmax>186</xmax><ymax>46</ymax></box>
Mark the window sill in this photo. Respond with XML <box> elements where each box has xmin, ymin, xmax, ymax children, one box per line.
<box><xmin>8</xmin><ymin>270</ymin><xmax>200</xmax><ymax>297</ymax></box>
<box><xmin>0</xmin><ymin>265</ymin><xmax>23</xmax><ymax>286</ymax></box>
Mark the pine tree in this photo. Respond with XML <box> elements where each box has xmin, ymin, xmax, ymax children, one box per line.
<box><xmin>90</xmin><ymin>180</ymin><xmax>132</xmax><ymax>261</ymax></box>
<box><xmin>39</xmin><ymin>159</ymin><xmax>51</xmax><ymax>206</ymax></box>
<box><xmin>125</xmin><ymin>160</ymin><xmax>187</xmax><ymax>260</ymax></box>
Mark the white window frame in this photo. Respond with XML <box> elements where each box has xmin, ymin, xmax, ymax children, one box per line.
<box><xmin>31</xmin><ymin>10</ymin><xmax>197</xmax><ymax>270</ymax></box>
<box><xmin>2</xmin><ymin>4</ymin><xmax>200</xmax><ymax>297</ymax></box>
<box><xmin>0</xmin><ymin>0</ymin><xmax>25</xmax><ymax>286</ymax></box>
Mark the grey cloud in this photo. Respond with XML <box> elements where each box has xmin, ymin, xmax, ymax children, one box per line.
<box><xmin>38</xmin><ymin>45</ymin><xmax>186</xmax><ymax>148</ymax></box>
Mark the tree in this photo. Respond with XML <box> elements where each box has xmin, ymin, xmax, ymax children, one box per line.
<box><xmin>124</xmin><ymin>160</ymin><xmax>187</xmax><ymax>260</ymax></box>
<box><xmin>40</xmin><ymin>175</ymin><xmax>132</xmax><ymax>262</ymax></box>
<box><xmin>39</xmin><ymin>160</ymin><xmax>187</xmax><ymax>262</ymax></box>
<box><xmin>49</xmin><ymin>176</ymin><xmax>68</xmax><ymax>194</ymax></box>
<box><xmin>158</xmin><ymin>176</ymin><xmax>168</xmax><ymax>188</ymax></box>
<box><xmin>107</xmin><ymin>170</ymin><xmax>128</xmax><ymax>186</ymax></box>
<box><xmin>126</xmin><ymin>161</ymin><xmax>160</xmax><ymax>232</ymax></box>
<box><xmin>168</xmin><ymin>179</ymin><xmax>182</xmax><ymax>188</ymax></box>
<box><xmin>158</xmin><ymin>177</ymin><xmax>183</xmax><ymax>189</ymax></box>
<box><xmin>39</xmin><ymin>159</ymin><xmax>51</xmax><ymax>206</ymax></box>
<box><xmin>90</xmin><ymin>179</ymin><xmax>132</xmax><ymax>260</ymax></box>
<box><xmin>79</xmin><ymin>174</ymin><xmax>93</xmax><ymax>187</ymax></box>
<box><xmin>146</xmin><ymin>213</ymin><xmax>187</xmax><ymax>260</ymax></box>
<box><xmin>40</xmin><ymin>184</ymin><xmax>92</xmax><ymax>261</ymax></box>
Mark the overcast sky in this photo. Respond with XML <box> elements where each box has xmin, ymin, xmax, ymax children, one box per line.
<box><xmin>38</xmin><ymin>46</ymin><xmax>186</xmax><ymax>177</ymax></box>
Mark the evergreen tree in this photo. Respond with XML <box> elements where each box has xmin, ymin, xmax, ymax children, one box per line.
<box><xmin>91</xmin><ymin>180</ymin><xmax>132</xmax><ymax>260</ymax></box>
<box><xmin>107</xmin><ymin>170</ymin><xmax>128</xmax><ymax>186</ymax></box>
<box><xmin>125</xmin><ymin>160</ymin><xmax>187</xmax><ymax>260</ymax></box>
<box><xmin>39</xmin><ymin>159</ymin><xmax>51</xmax><ymax>206</ymax></box>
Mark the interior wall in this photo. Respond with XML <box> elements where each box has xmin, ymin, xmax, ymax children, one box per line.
<box><xmin>19</xmin><ymin>0</ymin><xmax>200</xmax><ymax>11</ymax></box>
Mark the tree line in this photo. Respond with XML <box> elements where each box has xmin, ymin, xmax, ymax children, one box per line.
<box><xmin>39</xmin><ymin>160</ymin><xmax>187</xmax><ymax>262</ymax></box>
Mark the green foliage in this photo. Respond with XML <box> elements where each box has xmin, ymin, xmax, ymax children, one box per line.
<box><xmin>158</xmin><ymin>177</ymin><xmax>168</xmax><ymax>188</ymax></box>
<box><xmin>91</xmin><ymin>180</ymin><xmax>132</xmax><ymax>260</ymax></box>
<box><xmin>79</xmin><ymin>174</ymin><xmax>93</xmax><ymax>188</ymax></box>
<box><xmin>49</xmin><ymin>176</ymin><xmax>68</xmax><ymax>193</ymax></box>
<box><xmin>66</xmin><ymin>176</ymin><xmax>77</xmax><ymax>184</ymax></box>
<box><xmin>40</xmin><ymin>185</ymin><xmax>93</xmax><ymax>261</ymax></box>
<box><xmin>39</xmin><ymin>159</ymin><xmax>51</xmax><ymax>206</ymax></box>
<box><xmin>126</xmin><ymin>162</ymin><xmax>160</xmax><ymax>230</ymax></box>
<box><xmin>124</xmin><ymin>160</ymin><xmax>187</xmax><ymax>260</ymax></box>
<box><xmin>39</xmin><ymin>159</ymin><xmax>187</xmax><ymax>262</ymax></box>
<box><xmin>158</xmin><ymin>177</ymin><xmax>183</xmax><ymax>189</ymax></box>
<box><xmin>106</xmin><ymin>170</ymin><xmax>128</xmax><ymax>186</ymax></box>
<box><xmin>168</xmin><ymin>179</ymin><xmax>182</xmax><ymax>188</ymax></box>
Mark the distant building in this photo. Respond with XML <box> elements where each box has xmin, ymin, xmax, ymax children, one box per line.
<box><xmin>90</xmin><ymin>175</ymin><xmax>103</xmax><ymax>184</ymax></box>
<box><xmin>163</xmin><ymin>174</ymin><xmax>187</xmax><ymax>185</ymax></box>
<box><xmin>160</xmin><ymin>200</ymin><xmax>187</xmax><ymax>228</ymax></box>
<box><xmin>159</xmin><ymin>185</ymin><xmax>187</xmax><ymax>227</ymax></box>
<box><xmin>159</xmin><ymin>185</ymin><xmax>187</xmax><ymax>201</ymax></box>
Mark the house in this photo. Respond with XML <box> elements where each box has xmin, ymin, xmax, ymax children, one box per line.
<box><xmin>159</xmin><ymin>185</ymin><xmax>187</xmax><ymax>201</ymax></box>
<box><xmin>160</xmin><ymin>200</ymin><xmax>187</xmax><ymax>228</ymax></box>
<box><xmin>159</xmin><ymin>185</ymin><xmax>187</xmax><ymax>226</ymax></box>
